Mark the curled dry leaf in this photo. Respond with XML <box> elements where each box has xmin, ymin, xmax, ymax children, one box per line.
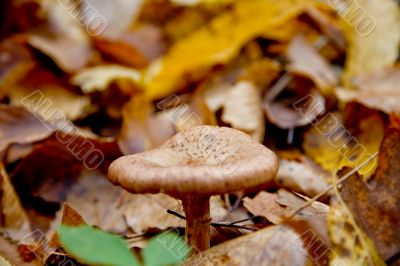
<box><xmin>287</xmin><ymin>35</ymin><xmax>338</xmax><ymax>94</ymax></box>
<box><xmin>276</xmin><ymin>152</ymin><xmax>330</xmax><ymax>196</ymax></box>
<box><xmin>0</xmin><ymin>164</ymin><xmax>31</xmax><ymax>241</ymax></box>
<box><xmin>184</xmin><ymin>225</ymin><xmax>310</xmax><ymax>266</ymax></box>
<box><xmin>339</xmin><ymin>122</ymin><xmax>400</xmax><ymax>260</ymax></box>
<box><xmin>243</xmin><ymin>191</ymin><xmax>285</xmax><ymax>224</ymax></box>
<box><xmin>338</xmin><ymin>0</ymin><xmax>400</xmax><ymax>85</ymax></box>
<box><xmin>0</xmin><ymin>105</ymin><xmax>52</xmax><ymax>154</ymax></box>
<box><xmin>221</xmin><ymin>81</ymin><xmax>265</xmax><ymax>142</ymax></box>
<box><xmin>0</xmin><ymin>236</ymin><xmax>40</xmax><ymax>266</ymax></box>
<box><xmin>72</xmin><ymin>65</ymin><xmax>142</xmax><ymax>94</ymax></box>
<box><xmin>144</xmin><ymin>0</ymin><xmax>311</xmax><ymax>99</ymax></box>
<box><xmin>28</xmin><ymin>0</ymin><xmax>91</xmax><ymax>73</ymax></box>
<box><xmin>264</xmin><ymin>89</ymin><xmax>326</xmax><ymax>129</ymax></box>
<box><xmin>336</xmin><ymin>67</ymin><xmax>400</xmax><ymax>114</ymax></box>
<box><xmin>118</xmin><ymin>94</ymin><xmax>175</xmax><ymax>155</ymax></box>
<box><xmin>9</xmin><ymin>85</ymin><xmax>91</xmax><ymax>121</ymax></box>
<box><xmin>81</xmin><ymin>0</ymin><xmax>144</xmax><ymax>40</ymax></box>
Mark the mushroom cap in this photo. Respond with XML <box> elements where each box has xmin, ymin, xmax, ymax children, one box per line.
<box><xmin>108</xmin><ymin>126</ymin><xmax>278</xmax><ymax>196</ymax></box>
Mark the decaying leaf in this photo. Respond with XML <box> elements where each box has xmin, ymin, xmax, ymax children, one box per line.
<box><xmin>72</xmin><ymin>65</ymin><xmax>142</xmax><ymax>94</ymax></box>
<box><xmin>264</xmin><ymin>89</ymin><xmax>326</xmax><ymax>129</ymax></box>
<box><xmin>327</xmin><ymin>202</ymin><xmax>385</xmax><ymax>265</ymax></box>
<box><xmin>336</xmin><ymin>67</ymin><xmax>400</xmax><ymax>114</ymax></box>
<box><xmin>287</xmin><ymin>35</ymin><xmax>338</xmax><ymax>94</ymax></box>
<box><xmin>184</xmin><ymin>225</ymin><xmax>310</xmax><ymax>266</ymax></box>
<box><xmin>0</xmin><ymin>236</ymin><xmax>40</xmax><ymax>266</ymax></box>
<box><xmin>51</xmin><ymin>171</ymin><xmax>226</xmax><ymax>235</ymax></box>
<box><xmin>9</xmin><ymin>85</ymin><xmax>91</xmax><ymax>121</ymax></box>
<box><xmin>276</xmin><ymin>152</ymin><xmax>330</xmax><ymax>196</ymax></box>
<box><xmin>81</xmin><ymin>0</ymin><xmax>144</xmax><ymax>40</ymax></box>
<box><xmin>0</xmin><ymin>105</ymin><xmax>52</xmax><ymax>154</ymax></box>
<box><xmin>144</xmin><ymin>0</ymin><xmax>313</xmax><ymax>99</ymax></box>
<box><xmin>339</xmin><ymin>122</ymin><xmax>400</xmax><ymax>260</ymax></box>
<box><xmin>118</xmin><ymin>94</ymin><xmax>175</xmax><ymax>155</ymax></box>
<box><xmin>303</xmin><ymin>110</ymin><xmax>384</xmax><ymax>177</ymax></box>
<box><xmin>0</xmin><ymin>164</ymin><xmax>31</xmax><ymax>241</ymax></box>
<box><xmin>28</xmin><ymin>0</ymin><xmax>91</xmax><ymax>72</ymax></box>
<box><xmin>338</xmin><ymin>0</ymin><xmax>400</xmax><ymax>85</ymax></box>
<box><xmin>243</xmin><ymin>192</ymin><xmax>285</xmax><ymax>224</ymax></box>
<box><xmin>221</xmin><ymin>81</ymin><xmax>265</xmax><ymax>142</ymax></box>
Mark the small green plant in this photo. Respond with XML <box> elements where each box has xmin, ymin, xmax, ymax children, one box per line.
<box><xmin>58</xmin><ymin>225</ymin><xmax>190</xmax><ymax>266</ymax></box>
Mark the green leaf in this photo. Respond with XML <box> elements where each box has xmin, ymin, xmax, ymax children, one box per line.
<box><xmin>142</xmin><ymin>231</ymin><xmax>190</xmax><ymax>266</ymax></box>
<box><xmin>58</xmin><ymin>225</ymin><xmax>140</xmax><ymax>266</ymax></box>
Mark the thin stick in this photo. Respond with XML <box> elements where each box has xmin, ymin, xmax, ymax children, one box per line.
<box><xmin>167</xmin><ymin>209</ymin><xmax>257</xmax><ymax>231</ymax></box>
<box><xmin>286</xmin><ymin>152</ymin><xmax>379</xmax><ymax>219</ymax></box>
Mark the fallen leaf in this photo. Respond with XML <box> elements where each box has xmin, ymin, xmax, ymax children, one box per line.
<box><xmin>81</xmin><ymin>0</ymin><xmax>144</xmax><ymax>40</ymax></box>
<box><xmin>144</xmin><ymin>0</ymin><xmax>312</xmax><ymax>99</ymax></box>
<box><xmin>264</xmin><ymin>88</ymin><xmax>326</xmax><ymax>129</ymax></box>
<box><xmin>71</xmin><ymin>65</ymin><xmax>142</xmax><ymax>94</ymax></box>
<box><xmin>243</xmin><ymin>192</ymin><xmax>285</xmax><ymax>224</ymax></box>
<box><xmin>0</xmin><ymin>105</ymin><xmax>52</xmax><ymax>154</ymax></box>
<box><xmin>327</xmin><ymin>202</ymin><xmax>385</xmax><ymax>265</ymax></box>
<box><xmin>338</xmin><ymin>0</ymin><xmax>400</xmax><ymax>85</ymax></box>
<box><xmin>184</xmin><ymin>225</ymin><xmax>310</xmax><ymax>266</ymax></box>
<box><xmin>339</xmin><ymin>121</ymin><xmax>400</xmax><ymax>260</ymax></box>
<box><xmin>54</xmin><ymin>170</ymin><xmax>227</xmax><ymax>235</ymax></box>
<box><xmin>221</xmin><ymin>81</ymin><xmax>265</xmax><ymax>142</ymax></box>
<box><xmin>276</xmin><ymin>153</ymin><xmax>330</xmax><ymax>196</ymax></box>
<box><xmin>0</xmin><ymin>236</ymin><xmax>40</xmax><ymax>266</ymax></box>
<box><xmin>28</xmin><ymin>0</ymin><xmax>91</xmax><ymax>72</ymax></box>
<box><xmin>118</xmin><ymin>94</ymin><xmax>175</xmax><ymax>155</ymax></box>
<box><xmin>0</xmin><ymin>163</ymin><xmax>31</xmax><ymax>241</ymax></box>
<box><xmin>303</xmin><ymin>109</ymin><xmax>384</xmax><ymax>177</ymax></box>
<box><xmin>336</xmin><ymin>66</ymin><xmax>400</xmax><ymax>114</ymax></box>
<box><xmin>287</xmin><ymin>35</ymin><xmax>338</xmax><ymax>94</ymax></box>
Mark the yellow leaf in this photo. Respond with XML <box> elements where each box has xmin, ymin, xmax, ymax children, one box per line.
<box><xmin>337</xmin><ymin>0</ymin><xmax>400</xmax><ymax>86</ymax></box>
<box><xmin>144</xmin><ymin>0</ymin><xmax>313</xmax><ymax>99</ymax></box>
<box><xmin>303</xmin><ymin>112</ymin><xmax>383</xmax><ymax>177</ymax></box>
<box><xmin>72</xmin><ymin>65</ymin><xmax>142</xmax><ymax>94</ymax></box>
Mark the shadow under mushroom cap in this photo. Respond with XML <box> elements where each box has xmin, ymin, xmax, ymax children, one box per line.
<box><xmin>108</xmin><ymin>126</ymin><xmax>278</xmax><ymax>195</ymax></box>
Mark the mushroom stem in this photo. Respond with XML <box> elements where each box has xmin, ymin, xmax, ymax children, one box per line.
<box><xmin>181</xmin><ymin>195</ymin><xmax>211</xmax><ymax>252</ymax></box>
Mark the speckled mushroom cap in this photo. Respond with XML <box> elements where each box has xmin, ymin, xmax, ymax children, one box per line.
<box><xmin>108</xmin><ymin>126</ymin><xmax>278</xmax><ymax>195</ymax></box>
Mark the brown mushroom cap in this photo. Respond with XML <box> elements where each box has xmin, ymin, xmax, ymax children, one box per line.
<box><xmin>108</xmin><ymin>126</ymin><xmax>278</xmax><ymax>195</ymax></box>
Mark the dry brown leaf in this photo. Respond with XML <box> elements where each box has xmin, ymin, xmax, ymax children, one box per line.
<box><xmin>0</xmin><ymin>236</ymin><xmax>40</xmax><ymax>266</ymax></box>
<box><xmin>243</xmin><ymin>192</ymin><xmax>285</xmax><ymax>224</ymax></box>
<box><xmin>28</xmin><ymin>0</ymin><xmax>91</xmax><ymax>72</ymax></box>
<box><xmin>184</xmin><ymin>225</ymin><xmax>310</xmax><ymax>266</ymax></box>
<box><xmin>287</xmin><ymin>35</ymin><xmax>338</xmax><ymax>94</ymax></box>
<box><xmin>51</xmin><ymin>171</ymin><xmax>226</xmax><ymax>235</ymax></box>
<box><xmin>72</xmin><ymin>65</ymin><xmax>142</xmax><ymax>94</ymax></box>
<box><xmin>264</xmin><ymin>89</ymin><xmax>326</xmax><ymax>129</ymax></box>
<box><xmin>336</xmin><ymin>67</ymin><xmax>400</xmax><ymax>114</ymax></box>
<box><xmin>276</xmin><ymin>153</ymin><xmax>330</xmax><ymax>196</ymax></box>
<box><xmin>339</xmin><ymin>0</ymin><xmax>400</xmax><ymax>85</ymax></box>
<box><xmin>81</xmin><ymin>0</ymin><xmax>144</xmax><ymax>40</ymax></box>
<box><xmin>0</xmin><ymin>164</ymin><xmax>31</xmax><ymax>241</ymax></box>
<box><xmin>0</xmin><ymin>105</ymin><xmax>52</xmax><ymax>154</ymax></box>
<box><xmin>118</xmin><ymin>95</ymin><xmax>175</xmax><ymax>155</ymax></box>
<box><xmin>9</xmin><ymin>85</ymin><xmax>91</xmax><ymax>121</ymax></box>
<box><xmin>339</xmin><ymin>120</ymin><xmax>400</xmax><ymax>260</ymax></box>
<box><xmin>221</xmin><ymin>81</ymin><xmax>265</xmax><ymax>142</ymax></box>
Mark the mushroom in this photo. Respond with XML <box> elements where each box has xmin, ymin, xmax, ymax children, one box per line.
<box><xmin>108</xmin><ymin>126</ymin><xmax>278</xmax><ymax>251</ymax></box>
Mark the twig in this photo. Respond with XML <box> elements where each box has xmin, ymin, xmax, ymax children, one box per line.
<box><xmin>167</xmin><ymin>209</ymin><xmax>257</xmax><ymax>231</ymax></box>
<box><xmin>286</xmin><ymin>152</ymin><xmax>379</xmax><ymax>219</ymax></box>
